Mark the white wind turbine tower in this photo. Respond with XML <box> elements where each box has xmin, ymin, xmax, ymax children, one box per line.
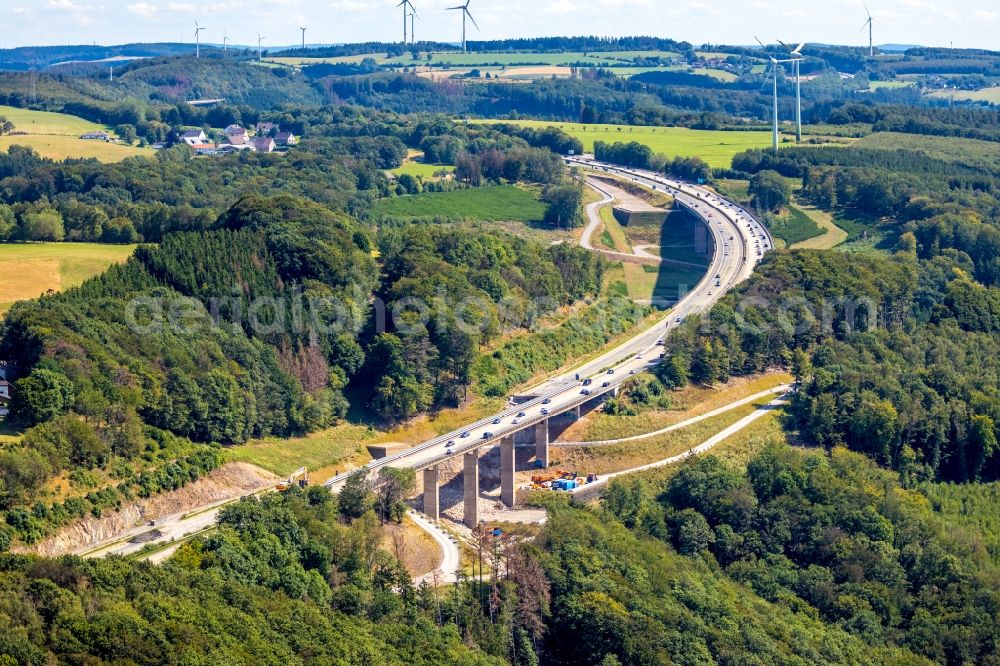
<box><xmin>397</xmin><ymin>0</ymin><xmax>416</xmax><ymax>44</ymax></box>
<box><xmin>409</xmin><ymin>11</ymin><xmax>418</xmax><ymax>45</ymax></box>
<box><xmin>300</xmin><ymin>25</ymin><xmax>307</xmax><ymax>51</ymax></box>
<box><xmin>447</xmin><ymin>0</ymin><xmax>479</xmax><ymax>54</ymax></box>
<box><xmin>862</xmin><ymin>3</ymin><xmax>874</xmax><ymax>57</ymax></box>
<box><xmin>756</xmin><ymin>37</ymin><xmax>794</xmax><ymax>154</ymax></box>
<box><xmin>257</xmin><ymin>33</ymin><xmax>266</xmax><ymax>62</ymax></box>
<box><xmin>223</xmin><ymin>30</ymin><xmax>230</xmax><ymax>54</ymax></box>
<box><xmin>194</xmin><ymin>20</ymin><xmax>206</xmax><ymax>58</ymax></box>
<box><xmin>778</xmin><ymin>40</ymin><xmax>807</xmax><ymax>143</ymax></box>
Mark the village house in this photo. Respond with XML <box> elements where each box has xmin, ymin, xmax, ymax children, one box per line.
<box><xmin>180</xmin><ymin>129</ymin><xmax>208</xmax><ymax>146</ymax></box>
<box><xmin>223</xmin><ymin>124</ymin><xmax>249</xmax><ymax>141</ymax></box>
<box><xmin>255</xmin><ymin>121</ymin><xmax>276</xmax><ymax>135</ymax></box>
<box><xmin>275</xmin><ymin>131</ymin><xmax>298</xmax><ymax>147</ymax></box>
<box><xmin>225</xmin><ymin>133</ymin><xmax>250</xmax><ymax>147</ymax></box>
<box><xmin>0</xmin><ymin>379</ymin><xmax>10</xmax><ymax>400</ymax></box>
<box><xmin>251</xmin><ymin>136</ymin><xmax>276</xmax><ymax>153</ymax></box>
<box><xmin>190</xmin><ymin>143</ymin><xmax>219</xmax><ymax>156</ymax></box>
<box><xmin>80</xmin><ymin>130</ymin><xmax>110</xmax><ymax>140</ymax></box>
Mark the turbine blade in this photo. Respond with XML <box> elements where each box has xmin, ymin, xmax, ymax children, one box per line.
<box><xmin>795</xmin><ymin>42</ymin><xmax>806</xmax><ymax>54</ymax></box>
<box><xmin>754</xmin><ymin>35</ymin><xmax>767</xmax><ymax>50</ymax></box>
<box><xmin>863</xmin><ymin>1</ymin><xmax>871</xmax><ymax>18</ymax></box>
<box><xmin>466</xmin><ymin>9</ymin><xmax>479</xmax><ymax>30</ymax></box>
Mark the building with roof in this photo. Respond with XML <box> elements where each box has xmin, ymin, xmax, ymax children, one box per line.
<box><xmin>275</xmin><ymin>131</ymin><xmax>298</xmax><ymax>147</ymax></box>
<box><xmin>180</xmin><ymin>129</ymin><xmax>208</xmax><ymax>146</ymax></box>
<box><xmin>251</xmin><ymin>136</ymin><xmax>276</xmax><ymax>153</ymax></box>
<box><xmin>80</xmin><ymin>130</ymin><xmax>110</xmax><ymax>140</ymax></box>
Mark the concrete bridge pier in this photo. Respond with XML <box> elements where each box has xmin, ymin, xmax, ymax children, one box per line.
<box><xmin>463</xmin><ymin>450</ymin><xmax>479</xmax><ymax>528</ymax></box>
<box><xmin>500</xmin><ymin>435</ymin><xmax>516</xmax><ymax>507</ymax></box>
<box><xmin>534</xmin><ymin>419</ymin><xmax>549</xmax><ymax>468</ymax></box>
<box><xmin>423</xmin><ymin>467</ymin><xmax>440</xmax><ymax>522</ymax></box>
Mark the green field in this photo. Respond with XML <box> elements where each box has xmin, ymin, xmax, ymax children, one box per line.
<box><xmin>390</xmin><ymin>161</ymin><xmax>454</xmax><ymax>178</ymax></box>
<box><xmin>0</xmin><ymin>242</ymin><xmax>137</xmax><ymax>314</ymax></box>
<box><xmin>480</xmin><ymin>120</ymin><xmax>775</xmax><ymax>169</ymax></box>
<box><xmin>273</xmin><ymin>49</ymin><xmax>681</xmax><ymax>70</ymax></box>
<box><xmin>690</xmin><ymin>67</ymin><xmax>738</xmax><ymax>82</ymax></box>
<box><xmin>767</xmin><ymin>204</ymin><xmax>825</xmax><ymax>246</ymax></box>
<box><xmin>857</xmin><ymin>131</ymin><xmax>1000</xmax><ymax>168</ymax></box>
<box><xmin>927</xmin><ymin>86</ymin><xmax>1000</xmax><ymax>103</ymax></box>
<box><xmin>372</xmin><ymin>185</ymin><xmax>547</xmax><ymax>222</ymax></box>
<box><xmin>0</xmin><ymin>105</ymin><xmax>153</xmax><ymax>162</ymax></box>
<box><xmin>869</xmin><ymin>80</ymin><xmax>915</xmax><ymax>90</ymax></box>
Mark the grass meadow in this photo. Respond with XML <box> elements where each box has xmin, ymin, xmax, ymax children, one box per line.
<box><xmin>481</xmin><ymin>120</ymin><xmax>776</xmax><ymax>169</ymax></box>
<box><xmin>0</xmin><ymin>105</ymin><xmax>153</xmax><ymax>162</ymax></box>
<box><xmin>0</xmin><ymin>242</ymin><xmax>138</xmax><ymax>314</ymax></box>
<box><xmin>372</xmin><ymin>185</ymin><xmax>548</xmax><ymax>222</ymax></box>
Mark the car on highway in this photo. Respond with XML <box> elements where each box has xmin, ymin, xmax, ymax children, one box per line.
<box><xmin>542</xmin><ymin>397</ymin><xmax>552</xmax><ymax>405</ymax></box>
<box><xmin>512</xmin><ymin>418</ymin><xmax>521</xmax><ymax>425</ymax></box>
<box><xmin>582</xmin><ymin>378</ymin><xmax>593</xmax><ymax>386</ymax></box>
<box><xmin>657</xmin><ymin>338</ymin><xmax>665</xmax><ymax>345</ymax></box>
<box><xmin>602</xmin><ymin>381</ymin><xmax>611</xmax><ymax>388</ymax></box>
<box><xmin>482</xmin><ymin>432</ymin><xmax>494</xmax><ymax>440</ymax></box>
<box><xmin>517</xmin><ymin>411</ymin><xmax>526</xmax><ymax>418</ymax></box>
<box><xmin>581</xmin><ymin>389</ymin><xmax>592</xmax><ymax>396</ymax></box>
<box><xmin>540</xmin><ymin>408</ymin><xmax>550</xmax><ymax>416</ymax></box>
<box><xmin>460</xmin><ymin>431</ymin><xmax>470</xmax><ymax>438</ymax></box>
<box><xmin>607</xmin><ymin>368</ymin><xmax>615</xmax><ymax>375</ymax></box>
<box><xmin>445</xmin><ymin>442</ymin><xmax>456</xmax><ymax>454</ymax></box>
<box><xmin>492</xmin><ymin>418</ymin><xmax>502</xmax><ymax>425</ymax></box>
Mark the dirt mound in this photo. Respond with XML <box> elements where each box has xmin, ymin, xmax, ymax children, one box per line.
<box><xmin>21</xmin><ymin>463</ymin><xmax>278</xmax><ymax>557</ymax></box>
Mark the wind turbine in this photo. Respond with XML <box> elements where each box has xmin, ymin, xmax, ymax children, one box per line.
<box><xmin>194</xmin><ymin>20</ymin><xmax>205</xmax><ymax>59</ymax></box>
<box><xmin>397</xmin><ymin>0</ymin><xmax>416</xmax><ymax>44</ymax></box>
<box><xmin>223</xmin><ymin>30</ymin><xmax>230</xmax><ymax>53</ymax></box>
<box><xmin>257</xmin><ymin>33</ymin><xmax>265</xmax><ymax>62</ymax></box>
<box><xmin>300</xmin><ymin>25</ymin><xmax>307</xmax><ymax>51</ymax></box>
<box><xmin>409</xmin><ymin>11</ymin><xmax>418</xmax><ymax>45</ymax></box>
<box><xmin>756</xmin><ymin>37</ymin><xmax>794</xmax><ymax>154</ymax></box>
<box><xmin>862</xmin><ymin>3</ymin><xmax>874</xmax><ymax>57</ymax></box>
<box><xmin>448</xmin><ymin>0</ymin><xmax>478</xmax><ymax>54</ymax></box>
<box><xmin>778</xmin><ymin>40</ymin><xmax>807</xmax><ymax>143</ymax></box>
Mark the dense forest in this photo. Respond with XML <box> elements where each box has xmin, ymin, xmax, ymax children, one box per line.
<box><xmin>6</xmin><ymin>443</ymin><xmax>997</xmax><ymax>664</ymax></box>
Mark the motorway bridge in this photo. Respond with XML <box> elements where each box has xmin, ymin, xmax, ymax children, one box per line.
<box><xmin>325</xmin><ymin>157</ymin><xmax>774</xmax><ymax>527</ymax></box>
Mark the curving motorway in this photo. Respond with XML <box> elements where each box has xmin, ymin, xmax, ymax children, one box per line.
<box><xmin>324</xmin><ymin>157</ymin><xmax>773</xmax><ymax>492</ymax></box>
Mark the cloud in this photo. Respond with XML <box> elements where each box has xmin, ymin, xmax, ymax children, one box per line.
<box><xmin>46</xmin><ymin>0</ymin><xmax>86</xmax><ymax>9</ymax></box>
<box><xmin>126</xmin><ymin>2</ymin><xmax>157</xmax><ymax>17</ymax></box>
<box><xmin>545</xmin><ymin>0</ymin><xmax>576</xmax><ymax>14</ymax></box>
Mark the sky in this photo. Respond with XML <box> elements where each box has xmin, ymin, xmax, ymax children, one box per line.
<box><xmin>3</xmin><ymin>0</ymin><xmax>998</xmax><ymax>50</ymax></box>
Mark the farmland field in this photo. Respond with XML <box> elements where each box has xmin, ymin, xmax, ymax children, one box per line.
<box><xmin>480</xmin><ymin>120</ymin><xmax>775</xmax><ymax>168</ymax></box>
<box><xmin>372</xmin><ymin>185</ymin><xmax>547</xmax><ymax>222</ymax></box>
<box><xmin>0</xmin><ymin>105</ymin><xmax>153</xmax><ymax>162</ymax></box>
<box><xmin>272</xmin><ymin>49</ymin><xmax>681</xmax><ymax>69</ymax></box>
<box><xmin>0</xmin><ymin>242</ymin><xmax>138</xmax><ymax>314</ymax></box>
<box><xmin>927</xmin><ymin>87</ymin><xmax>1000</xmax><ymax>103</ymax></box>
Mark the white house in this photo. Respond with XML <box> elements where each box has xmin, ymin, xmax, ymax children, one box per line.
<box><xmin>275</xmin><ymin>131</ymin><xmax>298</xmax><ymax>147</ymax></box>
<box><xmin>80</xmin><ymin>130</ymin><xmax>110</xmax><ymax>140</ymax></box>
<box><xmin>180</xmin><ymin>129</ymin><xmax>208</xmax><ymax>146</ymax></box>
<box><xmin>0</xmin><ymin>379</ymin><xmax>10</xmax><ymax>400</ymax></box>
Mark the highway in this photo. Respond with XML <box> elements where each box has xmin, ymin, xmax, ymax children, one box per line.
<box><xmin>324</xmin><ymin>157</ymin><xmax>773</xmax><ymax>491</ymax></box>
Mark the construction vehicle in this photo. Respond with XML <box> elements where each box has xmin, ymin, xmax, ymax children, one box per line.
<box><xmin>276</xmin><ymin>467</ymin><xmax>309</xmax><ymax>492</ymax></box>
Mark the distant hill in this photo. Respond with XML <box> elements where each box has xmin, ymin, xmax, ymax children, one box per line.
<box><xmin>110</xmin><ymin>57</ymin><xmax>325</xmax><ymax>108</ymax></box>
<box><xmin>878</xmin><ymin>43</ymin><xmax>922</xmax><ymax>53</ymax></box>
<box><xmin>0</xmin><ymin>43</ymin><xmax>202</xmax><ymax>71</ymax></box>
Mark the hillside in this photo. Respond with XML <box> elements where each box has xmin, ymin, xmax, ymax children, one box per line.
<box><xmin>114</xmin><ymin>58</ymin><xmax>325</xmax><ymax>108</ymax></box>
